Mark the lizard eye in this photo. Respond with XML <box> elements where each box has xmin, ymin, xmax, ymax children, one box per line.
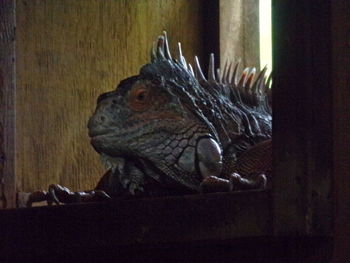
<box><xmin>135</xmin><ymin>89</ymin><xmax>147</xmax><ymax>101</ymax></box>
<box><xmin>129</xmin><ymin>84</ymin><xmax>152</xmax><ymax>111</ymax></box>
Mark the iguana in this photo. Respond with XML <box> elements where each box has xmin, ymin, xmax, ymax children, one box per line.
<box><xmin>27</xmin><ymin>32</ymin><xmax>272</xmax><ymax>206</ymax></box>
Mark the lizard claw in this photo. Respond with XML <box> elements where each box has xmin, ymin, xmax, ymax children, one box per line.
<box><xmin>48</xmin><ymin>184</ymin><xmax>68</xmax><ymax>205</ymax></box>
<box><xmin>47</xmin><ymin>184</ymin><xmax>79</xmax><ymax>205</ymax></box>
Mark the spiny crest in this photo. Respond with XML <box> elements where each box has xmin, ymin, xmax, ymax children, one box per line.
<box><xmin>150</xmin><ymin>31</ymin><xmax>272</xmax><ymax>111</ymax></box>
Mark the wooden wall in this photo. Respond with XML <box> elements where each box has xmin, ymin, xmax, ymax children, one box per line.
<box><xmin>219</xmin><ymin>0</ymin><xmax>260</xmax><ymax>70</ymax></box>
<box><xmin>0</xmin><ymin>1</ymin><xmax>16</xmax><ymax>208</ymax></box>
<box><xmin>15</xmin><ymin>0</ymin><xmax>207</xmax><ymax>194</ymax></box>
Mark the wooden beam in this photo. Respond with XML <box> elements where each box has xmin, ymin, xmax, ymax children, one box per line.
<box><xmin>0</xmin><ymin>191</ymin><xmax>271</xmax><ymax>259</ymax></box>
<box><xmin>0</xmin><ymin>0</ymin><xmax>16</xmax><ymax>208</ymax></box>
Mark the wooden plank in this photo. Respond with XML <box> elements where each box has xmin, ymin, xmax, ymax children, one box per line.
<box><xmin>1</xmin><ymin>191</ymin><xmax>335</xmax><ymax>262</ymax></box>
<box><xmin>272</xmin><ymin>1</ymin><xmax>332</xmax><ymax>235</ymax></box>
<box><xmin>0</xmin><ymin>191</ymin><xmax>272</xmax><ymax>260</ymax></box>
<box><xmin>0</xmin><ymin>1</ymin><xmax>16</xmax><ymax>208</ymax></box>
<box><xmin>219</xmin><ymin>0</ymin><xmax>260</xmax><ymax>70</ymax></box>
<box><xmin>331</xmin><ymin>0</ymin><xmax>350</xmax><ymax>261</ymax></box>
<box><xmin>15</xmin><ymin>0</ymin><xmax>206</xmax><ymax>194</ymax></box>
<box><xmin>0</xmin><ymin>235</ymin><xmax>333</xmax><ymax>262</ymax></box>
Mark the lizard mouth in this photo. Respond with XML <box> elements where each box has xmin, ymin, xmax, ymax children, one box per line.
<box><xmin>88</xmin><ymin>126</ymin><xmax>118</xmax><ymax>138</ymax></box>
<box><xmin>88</xmin><ymin>129</ymin><xmax>109</xmax><ymax>138</ymax></box>
<box><xmin>89</xmin><ymin>133</ymin><xmax>108</xmax><ymax>149</ymax></box>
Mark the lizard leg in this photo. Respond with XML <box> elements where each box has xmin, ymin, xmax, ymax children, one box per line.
<box><xmin>218</xmin><ymin>139</ymin><xmax>271</xmax><ymax>192</ymax></box>
<box><xmin>199</xmin><ymin>139</ymin><xmax>271</xmax><ymax>193</ymax></box>
<box><xmin>26</xmin><ymin>158</ymin><xmax>148</xmax><ymax>207</ymax></box>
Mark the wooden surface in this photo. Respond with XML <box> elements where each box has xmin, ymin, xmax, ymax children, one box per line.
<box><xmin>219</xmin><ymin>0</ymin><xmax>260</xmax><ymax>70</ymax></box>
<box><xmin>15</xmin><ymin>0</ymin><xmax>206</xmax><ymax>194</ymax></box>
<box><xmin>0</xmin><ymin>190</ymin><xmax>334</xmax><ymax>262</ymax></box>
<box><xmin>0</xmin><ymin>191</ymin><xmax>271</xmax><ymax>262</ymax></box>
<box><xmin>0</xmin><ymin>1</ymin><xmax>16</xmax><ymax>208</ymax></box>
<box><xmin>0</xmin><ymin>191</ymin><xmax>273</xmax><ymax>261</ymax></box>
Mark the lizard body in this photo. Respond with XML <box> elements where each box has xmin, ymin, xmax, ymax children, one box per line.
<box><xmin>88</xmin><ymin>33</ymin><xmax>272</xmax><ymax>197</ymax></box>
<box><xmin>27</xmin><ymin>32</ymin><xmax>272</xmax><ymax>206</ymax></box>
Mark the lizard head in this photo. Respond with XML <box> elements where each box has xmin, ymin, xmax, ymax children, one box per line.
<box><xmin>87</xmin><ymin>31</ymin><xmax>271</xmax><ymax>192</ymax></box>
<box><xmin>87</xmin><ymin>33</ymin><xmax>224</xmax><ymax>191</ymax></box>
<box><xmin>88</xmin><ymin>73</ymin><xmax>198</xmax><ymax>157</ymax></box>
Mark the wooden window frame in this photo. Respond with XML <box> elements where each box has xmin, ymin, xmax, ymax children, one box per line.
<box><xmin>0</xmin><ymin>0</ymin><xmax>16</xmax><ymax>209</ymax></box>
<box><xmin>0</xmin><ymin>0</ymin><xmax>349</xmax><ymax>261</ymax></box>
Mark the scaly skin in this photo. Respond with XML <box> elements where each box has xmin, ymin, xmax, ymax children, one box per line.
<box><xmin>87</xmin><ymin>33</ymin><xmax>272</xmax><ymax>196</ymax></box>
<box><xmin>27</xmin><ymin>32</ymin><xmax>272</xmax><ymax>206</ymax></box>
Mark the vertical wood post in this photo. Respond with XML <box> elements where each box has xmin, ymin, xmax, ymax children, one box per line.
<box><xmin>0</xmin><ymin>0</ymin><xmax>16</xmax><ymax>208</ymax></box>
<box><xmin>272</xmin><ymin>0</ymin><xmax>332</xmax><ymax>235</ymax></box>
<box><xmin>331</xmin><ymin>0</ymin><xmax>350</xmax><ymax>261</ymax></box>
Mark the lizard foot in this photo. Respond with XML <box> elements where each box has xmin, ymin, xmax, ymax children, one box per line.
<box><xmin>228</xmin><ymin>173</ymin><xmax>267</xmax><ymax>191</ymax></box>
<box><xmin>199</xmin><ymin>176</ymin><xmax>233</xmax><ymax>193</ymax></box>
<box><xmin>26</xmin><ymin>184</ymin><xmax>111</xmax><ymax>207</ymax></box>
<box><xmin>26</xmin><ymin>190</ymin><xmax>49</xmax><ymax>207</ymax></box>
<box><xmin>199</xmin><ymin>173</ymin><xmax>267</xmax><ymax>194</ymax></box>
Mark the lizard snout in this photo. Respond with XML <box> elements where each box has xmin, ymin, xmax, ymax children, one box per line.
<box><xmin>88</xmin><ymin>96</ymin><xmax>120</xmax><ymax>137</ymax></box>
<box><xmin>87</xmin><ymin>113</ymin><xmax>110</xmax><ymax>137</ymax></box>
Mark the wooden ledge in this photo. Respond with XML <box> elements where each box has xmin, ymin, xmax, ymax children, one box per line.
<box><xmin>0</xmin><ymin>190</ymin><xmax>335</xmax><ymax>262</ymax></box>
<box><xmin>0</xmin><ymin>190</ymin><xmax>271</xmax><ymax>249</ymax></box>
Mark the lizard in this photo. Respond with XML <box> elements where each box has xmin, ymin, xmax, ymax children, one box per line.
<box><xmin>27</xmin><ymin>32</ymin><xmax>272</xmax><ymax>206</ymax></box>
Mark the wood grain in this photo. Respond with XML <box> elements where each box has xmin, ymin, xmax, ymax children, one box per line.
<box><xmin>0</xmin><ymin>0</ymin><xmax>16</xmax><ymax>208</ymax></box>
<box><xmin>16</xmin><ymin>0</ymin><xmax>206</xmax><ymax>193</ymax></box>
<box><xmin>0</xmin><ymin>191</ymin><xmax>272</xmax><ymax>261</ymax></box>
<box><xmin>219</xmin><ymin>0</ymin><xmax>260</xmax><ymax>70</ymax></box>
